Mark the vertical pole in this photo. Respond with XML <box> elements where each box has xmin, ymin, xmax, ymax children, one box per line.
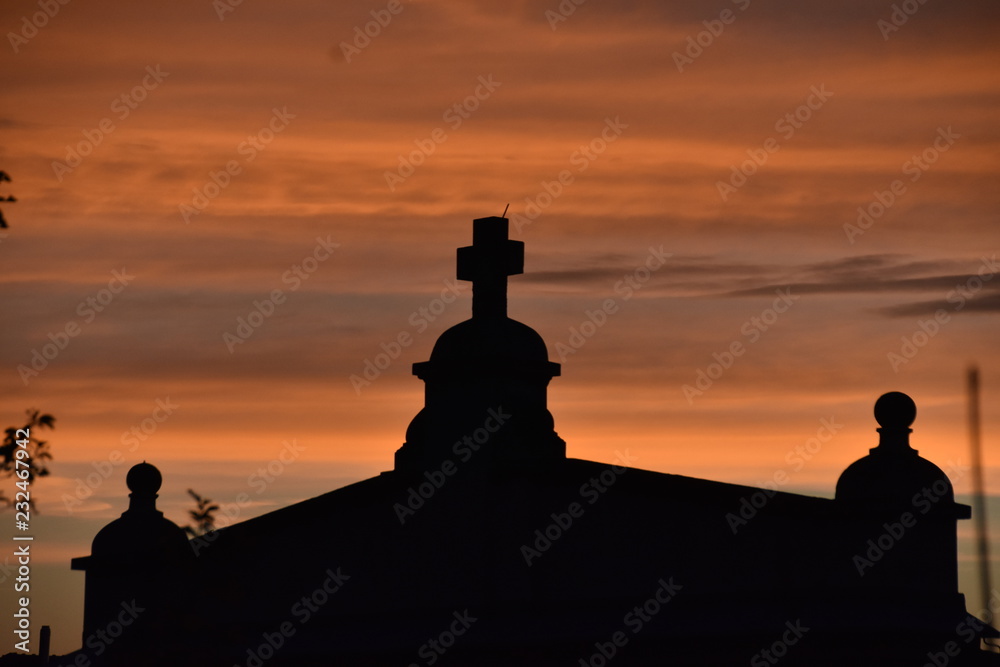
<box><xmin>969</xmin><ymin>366</ymin><xmax>993</xmax><ymax>632</ymax></box>
<box><xmin>40</xmin><ymin>625</ymin><xmax>50</xmax><ymax>666</ymax></box>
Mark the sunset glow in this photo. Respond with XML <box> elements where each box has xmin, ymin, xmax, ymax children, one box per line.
<box><xmin>2</xmin><ymin>0</ymin><xmax>999</xmax><ymax>655</ymax></box>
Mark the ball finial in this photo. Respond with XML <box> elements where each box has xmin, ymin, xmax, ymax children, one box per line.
<box><xmin>126</xmin><ymin>461</ymin><xmax>162</xmax><ymax>495</ymax></box>
<box><xmin>874</xmin><ymin>391</ymin><xmax>916</xmax><ymax>429</ymax></box>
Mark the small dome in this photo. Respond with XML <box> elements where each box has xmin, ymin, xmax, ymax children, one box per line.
<box><xmin>836</xmin><ymin>392</ymin><xmax>953</xmax><ymax>506</ymax></box>
<box><xmin>430</xmin><ymin>317</ymin><xmax>549</xmax><ymax>362</ymax></box>
<box><xmin>92</xmin><ymin>514</ymin><xmax>191</xmax><ymax>559</ymax></box>
<box><xmin>836</xmin><ymin>450</ymin><xmax>953</xmax><ymax>506</ymax></box>
<box><xmin>91</xmin><ymin>462</ymin><xmax>192</xmax><ymax>560</ymax></box>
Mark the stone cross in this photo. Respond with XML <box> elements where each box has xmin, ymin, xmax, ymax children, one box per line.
<box><xmin>456</xmin><ymin>216</ymin><xmax>524</xmax><ymax>320</ymax></box>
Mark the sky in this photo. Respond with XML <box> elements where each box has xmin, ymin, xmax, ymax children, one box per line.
<box><xmin>1</xmin><ymin>0</ymin><xmax>999</xmax><ymax>656</ymax></box>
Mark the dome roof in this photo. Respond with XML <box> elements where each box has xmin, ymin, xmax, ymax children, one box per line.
<box><xmin>92</xmin><ymin>513</ymin><xmax>191</xmax><ymax>559</ymax></box>
<box><xmin>835</xmin><ymin>449</ymin><xmax>952</xmax><ymax>505</ymax></box>
<box><xmin>91</xmin><ymin>462</ymin><xmax>191</xmax><ymax>561</ymax></box>
<box><xmin>430</xmin><ymin>317</ymin><xmax>549</xmax><ymax>362</ymax></box>
<box><xmin>836</xmin><ymin>391</ymin><xmax>953</xmax><ymax>506</ymax></box>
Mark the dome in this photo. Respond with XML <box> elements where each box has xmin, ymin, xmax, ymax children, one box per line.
<box><xmin>91</xmin><ymin>462</ymin><xmax>192</xmax><ymax>560</ymax></box>
<box><xmin>836</xmin><ymin>391</ymin><xmax>954</xmax><ymax>506</ymax></box>
<box><xmin>835</xmin><ymin>449</ymin><xmax>953</xmax><ymax>506</ymax></box>
<box><xmin>430</xmin><ymin>317</ymin><xmax>550</xmax><ymax>362</ymax></box>
<box><xmin>92</xmin><ymin>514</ymin><xmax>191</xmax><ymax>559</ymax></box>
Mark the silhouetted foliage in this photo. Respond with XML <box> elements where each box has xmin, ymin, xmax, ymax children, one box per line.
<box><xmin>183</xmin><ymin>488</ymin><xmax>219</xmax><ymax>537</ymax></box>
<box><xmin>1</xmin><ymin>409</ymin><xmax>55</xmax><ymax>509</ymax></box>
<box><xmin>0</xmin><ymin>170</ymin><xmax>14</xmax><ymax>228</ymax></box>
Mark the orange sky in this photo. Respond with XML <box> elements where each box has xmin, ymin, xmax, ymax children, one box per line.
<box><xmin>2</xmin><ymin>0</ymin><xmax>1000</xmax><ymax>655</ymax></box>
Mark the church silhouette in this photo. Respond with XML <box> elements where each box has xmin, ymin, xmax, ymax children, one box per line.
<box><xmin>60</xmin><ymin>217</ymin><xmax>1000</xmax><ymax>665</ymax></box>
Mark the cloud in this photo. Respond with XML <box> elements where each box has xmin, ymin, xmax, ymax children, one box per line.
<box><xmin>880</xmin><ymin>290</ymin><xmax>1000</xmax><ymax>317</ymax></box>
<box><xmin>721</xmin><ymin>255</ymin><xmax>998</xmax><ymax>298</ymax></box>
